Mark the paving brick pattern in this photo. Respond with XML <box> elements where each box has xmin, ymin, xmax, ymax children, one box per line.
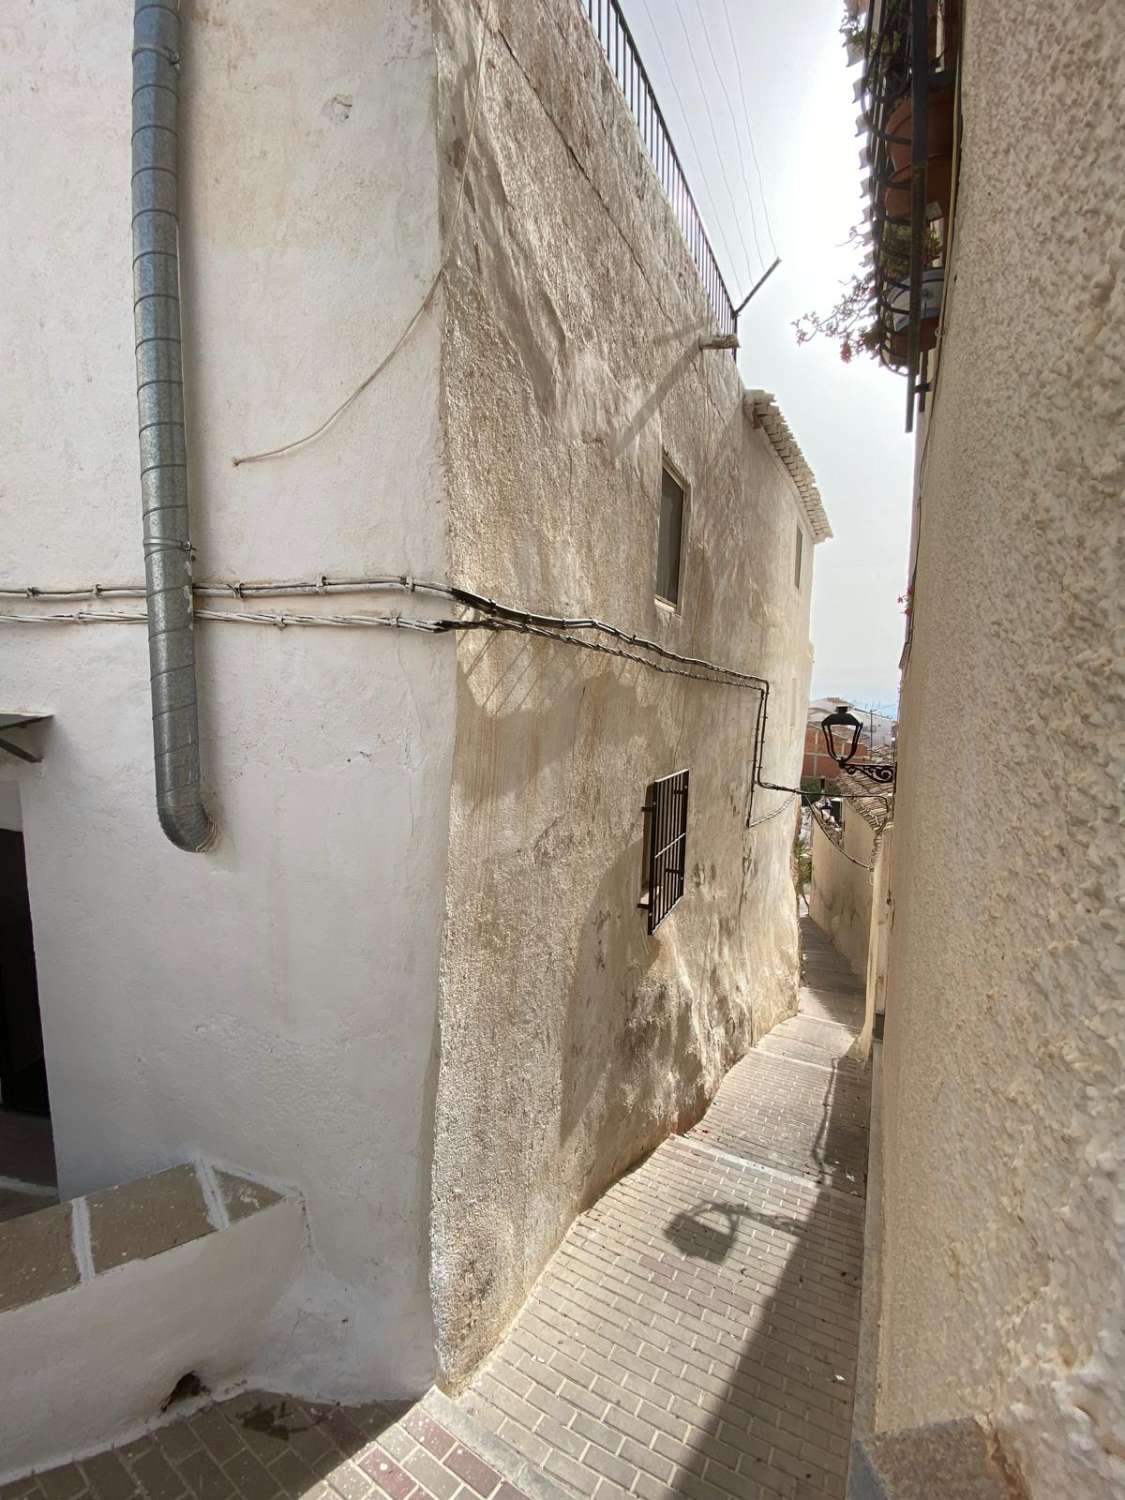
<box><xmin>458</xmin><ymin>918</ymin><xmax>869</xmax><ymax>1499</ymax></box>
<box><xmin>4</xmin><ymin>1394</ymin><xmax>540</xmax><ymax>1500</ymax></box>
<box><xmin>687</xmin><ymin>1050</ymin><xmax>868</xmax><ymax>1196</ymax></box>
<box><xmin>12</xmin><ymin>919</ymin><xmax>867</xmax><ymax>1500</ymax></box>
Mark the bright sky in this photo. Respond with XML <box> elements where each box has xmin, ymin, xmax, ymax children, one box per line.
<box><xmin>619</xmin><ymin>0</ymin><xmax>912</xmax><ymax>710</ymax></box>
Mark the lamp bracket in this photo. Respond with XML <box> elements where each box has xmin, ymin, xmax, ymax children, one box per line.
<box><xmin>839</xmin><ymin>760</ymin><xmax>896</xmax><ymax>785</ymax></box>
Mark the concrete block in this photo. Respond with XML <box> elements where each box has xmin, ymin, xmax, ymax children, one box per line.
<box><xmin>0</xmin><ymin>1162</ymin><xmax>303</xmax><ymax>1482</ymax></box>
<box><xmin>0</xmin><ymin>1200</ymin><xmax>80</xmax><ymax>1314</ymax></box>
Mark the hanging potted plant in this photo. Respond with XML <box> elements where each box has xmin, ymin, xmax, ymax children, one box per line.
<box><xmin>883</xmin><ymin>151</ymin><xmax>953</xmax><ymax>226</ymax></box>
<box><xmin>880</xmin><ymin>0</ymin><xmax>958</xmax><ymax>206</ymax></box>
<box><xmin>884</xmin><ymin>84</ymin><xmax>955</xmax><ymax>177</ymax></box>
<box><xmin>794</xmin><ymin>222</ymin><xmax>943</xmax><ymax>366</ymax></box>
<box><xmin>840</xmin><ymin>9</ymin><xmax>867</xmax><ymax>67</ymax></box>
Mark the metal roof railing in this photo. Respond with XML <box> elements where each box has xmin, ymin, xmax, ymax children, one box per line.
<box><xmin>581</xmin><ymin>0</ymin><xmax>736</xmax><ymax>340</ymax></box>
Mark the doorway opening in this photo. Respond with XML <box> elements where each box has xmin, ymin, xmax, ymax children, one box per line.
<box><xmin>0</xmin><ymin>791</ymin><xmax>57</xmax><ymax>1218</ymax></box>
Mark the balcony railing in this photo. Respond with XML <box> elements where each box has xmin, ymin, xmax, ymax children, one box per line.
<box><xmin>857</xmin><ymin>0</ymin><xmax>960</xmax><ymax>430</ymax></box>
<box><xmin>581</xmin><ymin>0</ymin><xmax>736</xmax><ymax>339</ymax></box>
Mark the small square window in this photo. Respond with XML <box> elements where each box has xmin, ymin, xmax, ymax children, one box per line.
<box><xmin>656</xmin><ymin>465</ymin><xmax>685</xmax><ymax>606</ymax></box>
<box><xmin>639</xmin><ymin>769</ymin><xmax>689</xmax><ymax>932</ymax></box>
<box><xmin>794</xmin><ymin>526</ymin><xmax>804</xmax><ymax>590</ymax></box>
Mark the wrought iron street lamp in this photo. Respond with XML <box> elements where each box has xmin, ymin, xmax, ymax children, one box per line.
<box><xmin>820</xmin><ymin>705</ymin><xmax>897</xmax><ymax>786</ymax></box>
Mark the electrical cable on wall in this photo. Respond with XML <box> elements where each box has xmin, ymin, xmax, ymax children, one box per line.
<box><xmin>746</xmin><ymin>792</ymin><xmax>798</xmax><ymax>829</ymax></box>
<box><xmin>230</xmin><ymin>0</ymin><xmax>495</xmax><ymax>467</ymax></box>
<box><xmin>0</xmin><ymin>574</ymin><xmax>767</xmax><ymax>689</ymax></box>
<box><xmin>2</xmin><ymin>573</ymin><xmax>891</xmax><ymax>806</ymax></box>
<box><xmin>807</xmin><ymin>802</ymin><xmax>874</xmax><ymax>870</ymax></box>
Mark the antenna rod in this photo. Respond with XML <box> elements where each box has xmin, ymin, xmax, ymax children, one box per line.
<box><xmin>733</xmin><ymin>257</ymin><xmax>781</xmax><ymax>318</ymax></box>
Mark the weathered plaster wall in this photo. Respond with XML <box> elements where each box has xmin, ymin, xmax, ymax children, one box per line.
<box><xmin>1</xmin><ymin>0</ymin><xmax>453</xmax><ymax>1397</ymax></box>
<box><xmin>862</xmin><ymin>820</ymin><xmax>894</xmax><ymax>1051</ymax></box>
<box><xmin>429</xmin><ymin>0</ymin><xmax>817</xmax><ymax>1382</ymax></box>
<box><xmin>810</xmin><ymin>804</ymin><xmax>877</xmax><ymax>978</ymax></box>
<box><xmin>877</xmin><ymin>2</ymin><xmax>1125</xmax><ymax>1493</ymax></box>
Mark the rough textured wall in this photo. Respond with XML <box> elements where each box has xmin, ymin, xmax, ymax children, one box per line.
<box><xmin>877</xmin><ymin>2</ymin><xmax>1125</xmax><ymax>1493</ymax></box>
<box><xmin>0</xmin><ymin>0</ymin><xmax>453</xmax><ymax>1397</ymax></box>
<box><xmin>810</xmin><ymin>806</ymin><xmax>876</xmax><ymax>978</ymax></box>
<box><xmin>429</xmin><ymin>0</ymin><xmax>816</xmax><ymax>1382</ymax></box>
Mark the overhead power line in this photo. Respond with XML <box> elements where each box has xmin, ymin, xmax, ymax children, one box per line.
<box><xmin>696</xmin><ymin>0</ymin><xmax>764</xmax><ymax>274</ymax></box>
<box><xmin>633</xmin><ymin>0</ymin><xmax>748</xmax><ymax>291</ymax></box>
<box><xmin>720</xmin><ymin>0</ymin><xmax>780</xmax><ymax>260</ymax></box>
<box><xmin>671</xmin><ymin>0</ymin><xmax>760</xmax><ymax>288</ymax></box>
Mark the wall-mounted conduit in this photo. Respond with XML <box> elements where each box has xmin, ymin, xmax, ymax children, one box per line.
<box><xmin>132</xmin><ymin>0</ymin><xmax>214</xmax><ymax>851</ymax></box>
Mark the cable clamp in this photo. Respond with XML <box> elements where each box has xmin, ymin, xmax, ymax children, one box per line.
<box><xmin>132</xmin><ymin>44</ymin><xmax>180</xmax><ymax>66</ymax></box>
<box><xmin>318</xmin><ymin>575</ymin><xmax>328</xmax><ymax>594</ymax></box>
<box><xmin>26</xmin><ymin>587</ymin><xmax>38</xmax><ymax>599</ymax></box>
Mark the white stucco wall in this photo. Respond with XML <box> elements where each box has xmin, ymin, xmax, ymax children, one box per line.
<box><xmin>1</xmin><ymin>0</ymin><xmax>454</xmax><ymax>1397</ymax></box>
<box><xmin>810</xmin><ymin>804</ymin><xmax>877</xmax><ymax>978</ymax></box>
<box><xmin>428</xmin><ymin>0</ymin><xmax>818</xmax><ymax>1383</ymax></box>
<box><xmin>877</xmin><ymin>1</ymin><xmax>1125</xmax><ymax>1493</ymax></box>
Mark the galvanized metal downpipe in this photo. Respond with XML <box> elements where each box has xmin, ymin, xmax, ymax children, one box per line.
<box><xmin>132</xmin><ymin>0</ymin><xmax>214</xmax><ymax>850</ymax></box>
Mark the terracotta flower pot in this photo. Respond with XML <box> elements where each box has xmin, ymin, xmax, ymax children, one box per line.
<box><xmin>883</xmin><ymin>153</ymin><xmax>953</xmax><ymax>223</ymax></box>
<box><xmin>888</xmin><ymin>319</ymin><xmax>938</xmax><ymax>362</ymax></box>
<box><xmin>885</xmin><ymin>86</ymin><xmax>954</xmax><ymax>174</ymax></box>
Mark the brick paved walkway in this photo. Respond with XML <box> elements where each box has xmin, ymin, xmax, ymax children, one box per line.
<box><xmin>8</xmin><ymin>919</ymin><xmax>867</xmax><ymax>1500</ymax></box>
<box><xmin>456</xmin><ymin>917</ymin><xmax>869</xmax><ymax>1499</ymax></box>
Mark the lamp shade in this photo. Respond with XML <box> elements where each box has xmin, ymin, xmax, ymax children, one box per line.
<box><xmin>821</xmin><ymin>705</ymin><xmax>863</xmax><ymax>766</ymax></box>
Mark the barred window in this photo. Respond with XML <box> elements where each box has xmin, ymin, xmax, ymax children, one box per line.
<box><xmin>794</xmin><ymin>525</ymin><xmax>804</xmax><ymax>589</ymax></box>
<box><xmin>639</xmin><ymin>769</ymin><xmax>690</xmax><ymax>932</ymax></box>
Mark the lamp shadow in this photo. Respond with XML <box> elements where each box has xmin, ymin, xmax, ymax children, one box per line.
<box><xmin>656</xmin><ymin>1057</ymin><xmax>867</xmax><ymax>1498</ymax></box>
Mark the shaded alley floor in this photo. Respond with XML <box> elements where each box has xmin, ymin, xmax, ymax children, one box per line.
<box><xmin>7</xmin><ymin>920</ymin><xmax>869</xmax><ymax>1500</ymax></box>
<box><xmin>454</xmin><ymin>917</ymin><xmax>869</xmax><ymax>1498</ymax></box>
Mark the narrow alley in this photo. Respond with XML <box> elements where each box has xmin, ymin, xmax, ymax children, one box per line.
<box><xmin>451</xmin><ymin>916</ymin><xmax>867</xmax><ymax>1499</ymax></box>
<box><xmin>8</xmin><ymin>922</ymin><xmax>868</xmax><ymax>1500</ymax></box>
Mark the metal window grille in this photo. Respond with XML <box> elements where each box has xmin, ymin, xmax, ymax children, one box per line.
<box><xmin>581</xmin><ymin>0</ymin><xmax>736</xmax><ymax>341</ymax></box>
<box><xmin>642</xmin><ymin>769</ymin><xmax>689</xmax><ymax>933</ymax></box>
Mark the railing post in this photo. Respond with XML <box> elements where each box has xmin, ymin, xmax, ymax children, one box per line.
<box><xmin>906</xmin><ymin>0</ymin><xmax>929</xmax><ymax>433</ymax></box>
<box><xmin>580</xmin><ymin>0</ymin><xmax>736</xmax><ymax>338</ymax></box>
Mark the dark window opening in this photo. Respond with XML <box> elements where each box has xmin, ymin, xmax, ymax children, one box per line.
<box><xmin>656</xmin><ymin>466</ymin><xmax>685</xmax><ymax>606</ymax></box>
<box><xmin>794</xmin><ymin>525</ymin><xmax>804</xmax><ymax>590</ymax></box>
<box><xmin>639</xmin><ymin>769</ymin><xmax>689</xmax><ymax>933</ymax></box>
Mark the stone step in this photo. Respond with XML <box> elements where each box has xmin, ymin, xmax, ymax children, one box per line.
<box><xmin>423</xmin><ymin>1387</ymin><xmax>576</xmax><ymax>1500</ymax></box>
